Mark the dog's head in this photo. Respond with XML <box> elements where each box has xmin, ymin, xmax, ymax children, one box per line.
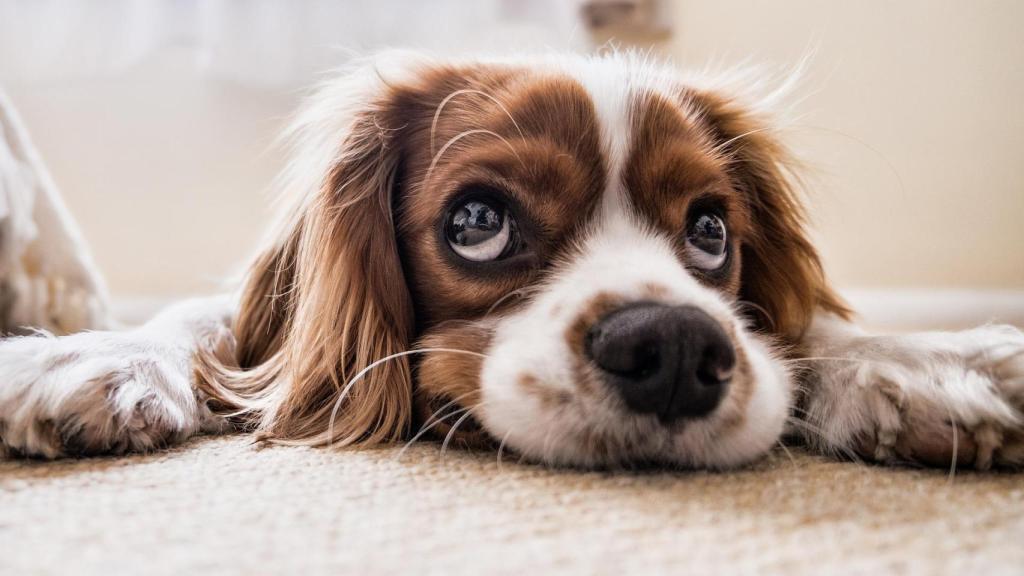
<box><xmin>199</xmin><ymin>52</ymin><xmax>848</xmax><ymax>469</ymax></box>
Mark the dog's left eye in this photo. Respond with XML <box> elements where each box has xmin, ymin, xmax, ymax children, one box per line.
<box><xmin>446</xmin><ymin>198</ymin><xmax>519</xmax><ymax>262</ymax></box>
<box><xmin>685</xmin><ymin>212</ymin><xmax>728</xmax><ymax>270</ymax></box>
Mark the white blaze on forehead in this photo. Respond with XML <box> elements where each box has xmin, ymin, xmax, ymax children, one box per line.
<box><xmin>562</xmin><ymin>58</ymin><xmax>636</xmax><ymax>216</ymax></box>
<box><xmin>552</xmin><ymin>54</ymin><xmax>681</xmax><ymax>222</ymax></box>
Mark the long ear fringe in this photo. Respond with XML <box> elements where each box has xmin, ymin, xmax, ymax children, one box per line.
<box><xmin>195</xmin><ymin>195</ymin><xmax>415</xmax><ymax>447</ymax></box>
<box><xmin>689</xmin><ymin>87</ymin><xmax>851</xmax><ymax>342</ymax></box>
<box><xmin>194</xmin><ymin>59</ymin><xmax>419</xmax><ymax>447</ymax></box>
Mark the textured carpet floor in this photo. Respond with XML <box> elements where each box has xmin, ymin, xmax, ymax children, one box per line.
<box><xmin>1</xmin><ymin>436</ymin><xmax>1021</xmax><ymax>575</ymax></box>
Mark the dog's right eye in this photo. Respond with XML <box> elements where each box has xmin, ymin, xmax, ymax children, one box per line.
<box><xmin>445</xmin><ymin>198</ymin><xmax>520</xmax><ymax>262</ymax></box>
<box><xmin>685</xmin><ymin>211</ymin><xmax>728</xmax><ymax>271</ymax></box>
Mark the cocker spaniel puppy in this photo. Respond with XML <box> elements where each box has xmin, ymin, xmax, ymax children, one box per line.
<box><xmin>1</xmin><ymin>52</ymin><xmax>1022</xmax><ymax>469</ymax></box>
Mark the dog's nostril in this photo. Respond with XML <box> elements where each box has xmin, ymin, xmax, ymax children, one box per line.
<box><xmin>636</xmin><ymin>343</ymin><xmax>660</xmax><ymax>379</ymax></box>
<box><xmin>585</xmin><ymin>303</ymin><xmax>734</xmax><ymax>422</ymax></box>
<box><xmin>592</xmin><ymin>337</ymin><xmax>661</xmax><ymax>380</ymax></box>
<box><xmin>696</xmin><ymin>340</ymin><xmax>736</xmax><ymax>388</ymax></box>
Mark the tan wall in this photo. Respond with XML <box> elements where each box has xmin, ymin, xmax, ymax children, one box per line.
<box><xmin>666</xmin><ymin>0</ymin><xmax>1024</xmax><ymax>289</ymax></box>
<box><xmin>5</xmin><ymin>1</ymin><xmax>1022</xmax><ymax>297</ymax></box>
<box><xmin>6</xmin><ymin>48</ymin><xmax>289</xmax><ymax>298</ymax></box>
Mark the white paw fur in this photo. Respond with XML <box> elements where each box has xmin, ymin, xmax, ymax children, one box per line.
<box><xmin>0</xmin><ymin>297</ymin><xmax>233</xmax><ymax>458</ymax></box>
<box><xmin>800</xmin><ymin>319</ymin><xmax>1024</xmax><ymax>470</ymax></box>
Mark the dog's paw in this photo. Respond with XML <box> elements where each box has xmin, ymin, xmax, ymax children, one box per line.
<box><xmin>800</xmin><ymin>324</ymin><xmax>1024</xmax><ymax>470</ymax></box>
<box><xmin>0</xmin><ymin>331</ymin><xmax>221</xmax><ymax>458</ymax></box>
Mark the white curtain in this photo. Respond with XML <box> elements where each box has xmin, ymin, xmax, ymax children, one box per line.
<box><xmin>0</xmin><ymin>0</ymin><xmax>589</xmax><ymax>87</ymax></box>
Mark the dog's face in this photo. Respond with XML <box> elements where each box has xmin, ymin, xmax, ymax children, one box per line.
<box><xmin>397</xmin><ymin>62</ymin><xmax>796</xmax><ymax>469</ymax></box>
<box><xmin>204</xmin><ymin>53</ymin><xmax>846</xmax><ymax>469</ymax></box>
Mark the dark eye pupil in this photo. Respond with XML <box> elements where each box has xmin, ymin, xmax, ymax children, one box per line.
<box><xmin>449</xmin><ymin>201</ymin><xmax>503</xmax><ymax>246</ymax></box>
<box><xmin>687</xmin><ymin>213</ymin><xmax>726</xmax><ymax>255</ymax></box>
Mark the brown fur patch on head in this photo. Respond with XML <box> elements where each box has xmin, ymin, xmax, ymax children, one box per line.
<box><xmin>396</xmin><ymin>74</ymin><xmax>605</xmax><ymax>326</ymax></box>
<box><xmin>624</xmin><ymin>91</ymin><xmax>752</xmax><ymax>295</ymax></box>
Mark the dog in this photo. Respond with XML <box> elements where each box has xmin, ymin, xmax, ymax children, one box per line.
<box><xmin>1</xmin><ymin>51</ymin><xmax>1022</xmax><ymax>469</ymax></box>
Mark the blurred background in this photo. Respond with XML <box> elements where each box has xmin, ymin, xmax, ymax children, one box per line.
<box><xmin>1</xmin><ymin>0</ymin><xmax>1021</xmax><ymax>327</ymax></box>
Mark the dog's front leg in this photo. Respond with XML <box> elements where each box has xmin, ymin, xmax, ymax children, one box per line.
<box><xmin>0</xmin><ymin>295</ymin><xmax>236</xmax><ymax>458</ymax></box>
<box><xmin>793</xmin><ymin>313</ymin><xmax>1024</xmax><ymax>469</ymax></box>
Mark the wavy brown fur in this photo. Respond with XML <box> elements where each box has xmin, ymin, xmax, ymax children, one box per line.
<box><xmin>690</xmin><ymin>90</ymin><xmax>851</xmax><ymax>341</ymax></box>
<box><xmin>195</xmin><ymin>79</ymin><xmax>415</xmax><ymax>446</ymax></box>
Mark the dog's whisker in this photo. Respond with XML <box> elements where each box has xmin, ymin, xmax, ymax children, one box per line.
<box><xmin>439</xmin><ymin>403</ymin><xmax>489</xmax><ymax>462</ymax></box>
<box><xmin>776</xmin><ymin>439</ymin><xmax>798</xmax><ymax>469</ymax></box>
<box><xmin>916</xmin><ymin>373</ymin><xmax>965</xmax><ymax>481</ymax></box>
<box><xmin>735</xmin><ymin>299</ymin><xmax>777</xmax><ymax>332</ymax></box>
<box><xmin>424</xmin><ymin>128</ymin><xmax>525</xmax><ymax>186</ymax></box>
<box><xmin>430</xmin><ymin>89</ymin><xmax>526</xmax><ymax>156</ymax></box>
<box><xmin>790</xmin><ymin>124</ymin><xmax>908</xmax><ymax>200</ymax></box>
<box><xmin>484</xmin><ymin>287</ymin><xmax>535</xmax><ymax>318</ymax></box>
<box><xmin>327</xmin><ymin>348</ymin><xmax>487</xmax><ymax>448</ymax></box>
<box><xmin>708</xmin><ymin>125</ymin><xmax>776</xmax><ymax>158</ymax></box>
<box><xmin>421</xmin><ymin>390</ymin><xmax>480</xmax><ymax>431</ymax></box>
<box><xmin>788</xmin><ymin>405</ymin><xmax>810</xmax><ymax>417</ymax></box>
<box><xmin>395</xmin><ymin>406</ymin><xmax>472</xmax><ymax>462</ymax></box>
<box><xmin>496</xmin><ymin>428</ymin><xmax>516</xmax><ymax>471</ymax></box>
<box><xmin>395</xmin><ymin>391</ymin><xmax>482</xmax><ymax>460</ymax></box>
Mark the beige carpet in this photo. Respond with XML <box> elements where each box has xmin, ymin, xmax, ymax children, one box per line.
<box><xmin>1</xmin><ymin>437</ymin><xmax>1021</xmax><ymax>575</ymax></box>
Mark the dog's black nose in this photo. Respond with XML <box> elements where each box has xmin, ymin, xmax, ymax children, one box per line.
<box><xmin>585</xmin><ymin>303</ymin><xmax>735</xmax><ymax>422</ymax></box>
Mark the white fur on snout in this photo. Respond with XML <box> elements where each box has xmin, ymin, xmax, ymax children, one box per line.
<box><xmin>479</xmin><ymin>212</ymin><xmax>792</xmax><ymax>468</ymax></box>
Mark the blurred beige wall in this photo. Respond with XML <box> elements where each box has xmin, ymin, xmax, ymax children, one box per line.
<box><xmin>5</xmin><ymin>0</ymin><xmax>1023</xmax><ymax>299</ymax></box>
<box><xmin>7</xmin><ymin>47</ymin><xmax>288</xmax><ymax>297</ymax></box>
<box><xmin>666</xmin><ymin>0</ymin><xmax>1024</xmax><ymax>289</ymax></box>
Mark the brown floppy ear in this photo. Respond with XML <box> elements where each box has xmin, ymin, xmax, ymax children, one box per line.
<box><xmin>691</xmin><ymin>90</ymin><xmax>850</xmax><ymax>342</ymax></box>
<box><xmin>196</xmin><ymin>63</ymin><xmax>417</xmax><ymax>446</ymax></box>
